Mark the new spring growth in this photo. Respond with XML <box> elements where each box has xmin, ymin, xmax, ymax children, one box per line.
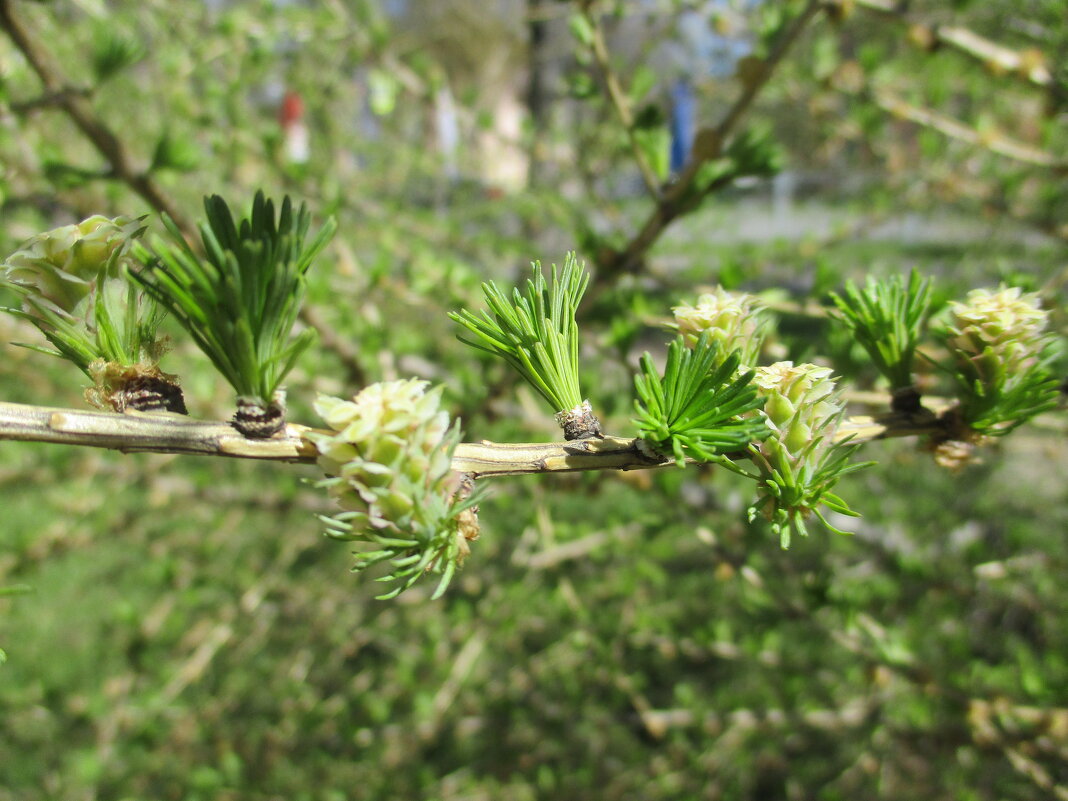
<box><xmin>829</xmin><ymin>271</ymin><xmax>931</xmax><ymax>407</ymax></box>
<box><xmin>449</xmin><ymin>253</ymin><xmax>601</xmax><ymax>439</ymax></box>
<box><xmin>133</xmin><ymin>192</ymin><xmax>336</xmax><ymax>436</ymax></box>
<box><xmin>948</xmin><ymin>286</ymin><xmax>1048</xmax><ymax>383</ymax></box>
<box><xmin>633</xmin><ymin>333</ymin><xmax>768</xmax><ymax>467</ymax></box>
<box><xmin>746</xmin><ymin>362</ymin><xmax>870</xmax><ymax>548</ymax></box>
<box><xmin>312</xmin><ymin>379</ymin><xmax>481</xmax><ymax>600</ymax></box>
<box><xmin>0</xmin><ymin>215</ymin><xmax>144</xmax><ymax>313</ymax></box>
<box><xmin>0</xmin><ymin>216</ymin><xmax>180</xmax><ymax>412</ymax></box>
<box><xmin>942</xmin><ymin>286</ymin><xmax>1058</xmax><ymax>437</ymax></box>
<box><xmin>671</xmin><ymin>287</ymin><xmax>768</xmax><ymax>368</ymax></box>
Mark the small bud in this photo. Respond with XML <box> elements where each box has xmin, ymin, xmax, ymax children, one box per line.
<box><xmin>764</xmin><ymin>393</ymin><xmax>796</xmax><ymax>428</ymax></box>
<box><xmin>555</xmin><ymin>399</ymin><xmax>602</xmax><ymax>440</ymax></box>
<box><xmin>233</xmin><ymin>392</ymin><xmax>287</xmax><ymax>438</ymax></box>
<box><xmin>783</xmin><ymin>421</ymin><xmax>812</xmax><ymax>454</ymax></box>
<box><xmin>85</xmin><ymin>360</ymin><xmax>186</xmax><ymax>414</ymax></box>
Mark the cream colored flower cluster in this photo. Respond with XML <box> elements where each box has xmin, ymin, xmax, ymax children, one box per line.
<box><xmin>746</xmin><ymin>361</ymin><xmax>857</xmax><ymax>544</ymax></box>
<box><xmin>312</xmin><ymin>379</ymin><xmax>479</xmax><ymax>597</ymax></box>
<box><xmin>752</xmin><ymin>361</ymin><xmax>842</xmax><ymax>458</ymax></box>
<box><xmin>0</xmin><ymin>215</ymin><xmax>144</xmax><ymax>314</ymax></box>
<box><xmin>313</xmin><ymin>379</ymin><xmax>456</xmax><ymax>532</ymax></box>
<box><xmin>946</xmin><ymin>286</ymin><xmax>1049</xmax><ymax>380</ymax></box>
<box><xmin>672</xmin><ymin>287</ymin><xmax>766</xmax><ymax>367</ymax></box>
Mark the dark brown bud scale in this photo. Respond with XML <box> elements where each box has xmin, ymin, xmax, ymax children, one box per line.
<box><xmin>556</xmin><ymin>399</ymin><xmax>603</xmax><ymax>441</ymax></box>
<box><xmin>232</xmin><ymin>396</ymin><xmax>286</xmax><ymax>438</ymax></box>
<box><xmin>112</xmin><ymin>374</ymin><xmax>188</xmax><ymax>415</ymax></box>
<box><xmin>85</xmin><ymin>361</ymin><xmax>187</xmax><ymax>415</ymax></box>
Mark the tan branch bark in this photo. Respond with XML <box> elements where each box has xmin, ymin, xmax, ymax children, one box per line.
<box><xmin>854</xmin><ymin>0</ymin><xmax>1055</xmax><ymax>91</ymax></box>
<box><xmin>0</xmin><ymin>398</ymin><xmax>953</xmax><ymax>478</ymax></box>
<box><xmin>873</xmin><ymin>92</ymin><xmax>1068</xmax><ymax>171</ymax></box>
<box><xmin>0</xmin><ymin>401</ymin><xmax>319</xmax><ymax>462</ymax></box>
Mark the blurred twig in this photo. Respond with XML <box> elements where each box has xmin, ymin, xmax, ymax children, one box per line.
<box><xmin>580</xmin><ymin>2</ymin><xmax>662</xmax><ymax>198</ymax></box>
<box><xmin>595</xmin><ymin>0</ymin><xmax>823</xmax><ymax>281</ymax></box>
<box><xmin>932</xmin><ymin>173</ymin><xmax>1068</xmax><ymax>246</ymax></box>
<box><xmin>873</xmin><ymin>91</ymin><xmax>1068</xmax><ymax>171</ymax></box>
<box><xmin>638</xmin><ymin>696</ymin><xmax>879</xmax><ymax>737</ymax></box>
<box><xmin>418</xmin><ymin>631</ymin><xmax>487</xmax><ymax>741</ymax></box>
<box><xmin>299</xmin><ymin>304</ymin><xmax>368</xmax><ymax>387</ymax></box>
<box><xmin>6</xmin><ymin>85</ymin><xmax>92</xmax><ymax>113</ymax></box>
<box><xmin>853</xmin><ymin>0</ymin><xmax>1055</xmax><ymax>92</ymax></box>
<box><xmin>968</xmin><ymin>698</ymin><xmax>1068</xmax><ymax>801</ymax></box>
<box><xmin>0</xmin><ymin>0</ymin><xmax>195</xmax><ymax>237</ymax></box>
<box><xmin>1</xmin><ymin>0</ymin><xmax>368</xmax><ymax>386</ymax></box>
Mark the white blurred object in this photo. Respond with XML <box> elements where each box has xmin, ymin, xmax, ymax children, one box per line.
<box><xmin>279</xmin><ymin>90</ymin><xmax>310</xmax><ymax>164</ymax></box>
<box><xmin>435</xmin><ymin>85</ymin><xmax>460</xmax><ymax>180</ymax></box>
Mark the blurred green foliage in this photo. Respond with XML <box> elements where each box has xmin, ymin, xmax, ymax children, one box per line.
<box><xmin>0</xmin><ymin>0</ymin><xmax>1066</xmax><ymax>799</ymax></box>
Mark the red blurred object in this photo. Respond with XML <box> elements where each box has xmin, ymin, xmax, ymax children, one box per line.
<box><xmin>279</xmin><ymin>91</ymin><xmax>304</xmax><ymax>127</ymax></box>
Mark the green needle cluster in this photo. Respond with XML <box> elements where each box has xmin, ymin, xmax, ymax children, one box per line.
<box><xmin>830</xmin><ymin>270</ymin><xmax>931</xmax><ymax>391</ymax></box>
<box><xmin>133</xmin><ymin>191</ymin><xmax>336</xmax><ymax>408</ymax></box>
<box><xmin>747</xmin><ymin>434</ymin><xmax>868</xmax><ymax>548</ymax></box>
<box><xmin>2</xmin><ymin>272</ymin><xmax>166</xmax><ymax>375</ymax></box>
<box><xmin>633</xmin><ymin>333</ymin><xmax>768</xmax><ymax>467</ymax></box>
<box><xmin>450</xmin><ymin>253</ymin><xmax>587</xmax><ymax>416</ymax></box>
<box><xmin>0</xmin><ymin>215</ymin><xmax>181</xmax><ymax>411</ymax></box>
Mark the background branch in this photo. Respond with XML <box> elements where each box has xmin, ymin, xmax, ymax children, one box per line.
<box><xmin>872</xmin><ymin>91</ymin><xmax>1068</xmax><ymax>171</ymax></box>
<box><xmin>595</xmin><ymin>0</ymin><xmax>823</xmax><ymax>281</ymax></box>
<box><xmin>0</xmin><ymin>0</ymin><xmax>195</xmax><ymax>237</ymax></box>
<box><xmin>0</xmin><ymin>0</ymin><xmax>369</xmax><ymax>386</ymax></box>
<box><xmin>854</xmin><ymin>0</ymin><xmax>1055</xmax><ymax>92</ymax></box>
<box><xmin>581</xmin><ymin>3</ymin><xmax>662</xmax><ymax>198</ymax></box>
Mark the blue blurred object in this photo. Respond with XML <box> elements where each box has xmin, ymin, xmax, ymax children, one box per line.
<box><xmin>670</xmin><ymin>78</ymin><xmax>695</xmax><ymax>174</ymax></box>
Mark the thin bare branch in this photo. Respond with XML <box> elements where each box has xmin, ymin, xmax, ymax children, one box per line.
<box><xmin>0</xmin><ymin>0</ymin><xmax>195</xmax><ymax>238</ymax></box>
<box><xmin>873</xmin><ymin>91</ymin><xmax>1068</xmax><ymax>171</ymax></box>
<box><xmin>854</xmin><ymin>0</ymin><xmax>1055</xmax><ymax>91</ymax></box>
<box><xmin>1</xmin><ymin>0</ymin><xmax>378</xmax><ymax>387</ymax></box>
<box><xmin>0</xmin><ymin>398</ymin><xmax>955</xmax><ymax>478</ymax></box>
<box><xmin>6</xmin><ymin>85</ymin><xmax>91</xmax><ymax>113</ymax></box>
<box><xmin>708</xmin><ymin>1</ymin><xmax>821</xmax><ymax>148</ymax></box>
<box><xmin>298</xmin><ymin>305</ymin><xmax>368</xmax><ymax>387</ymax></box>
<box><xmin>582</xmin><ymin>5</ymin><xmax>663</xmax><ymax>198</ymax></box>
<box><xmin>639</xmin><ymin>695</ymin><xmax>879</xmax><ymax>736</ymax></box>
<box><xmin>969</xmin><ymin>698</ymin><xmax>1068</xmax><ymax>801</ymax></box>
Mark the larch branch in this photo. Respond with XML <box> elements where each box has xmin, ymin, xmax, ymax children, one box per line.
<box><xmin>0</xmin><ymin>398</ymin><xmax>954</xmax><ymax>478</ymax></box>
<box><xmin>854</xmin><ymin>0</ymin><xmax>1054</xmax><ymax>91</ymax></box>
